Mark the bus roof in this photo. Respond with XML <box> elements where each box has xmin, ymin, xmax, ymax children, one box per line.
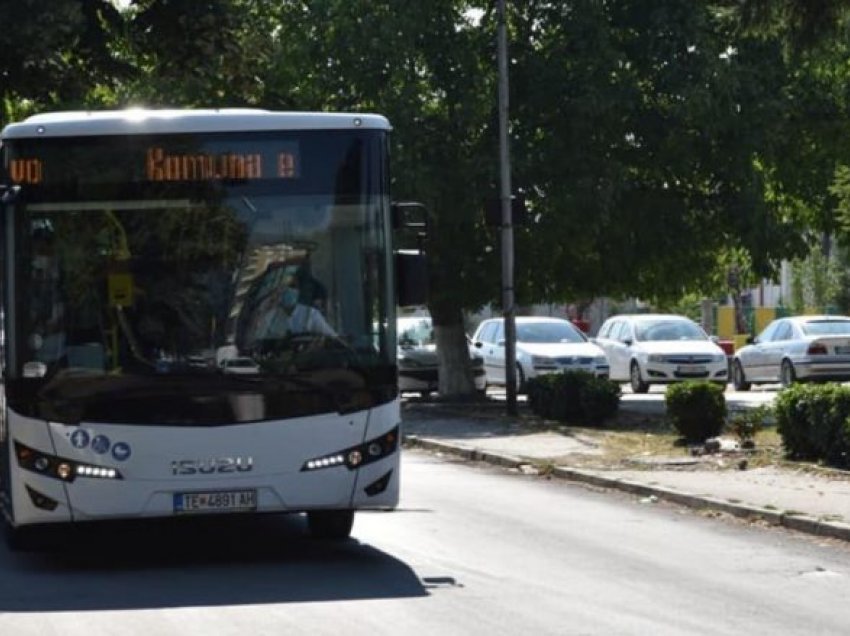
<box><xmin>1</xmin><ymin>108</ymin><xmax>391</xmax><ymax>139</ymax></box>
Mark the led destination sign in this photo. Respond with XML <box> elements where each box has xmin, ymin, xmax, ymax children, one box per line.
<box><xmin>146</xmin><ymin>147</ymin><xmax>297</xmax><ymax>182</ymax></box>
<box><xmin>9</xmin><ymin>158</ymin><xmax>42</xmax><ymax>184</ymax></box>
<box><xmin>7</xmin><ymin>143</ymin><xmax>299</xmax><ymax>186</ymax></box>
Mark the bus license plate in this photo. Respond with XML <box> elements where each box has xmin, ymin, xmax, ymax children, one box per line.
<box><xmin>173</xmin><ymin>489</ymin><xmax>257</xmax><ymax>514</ymax></box>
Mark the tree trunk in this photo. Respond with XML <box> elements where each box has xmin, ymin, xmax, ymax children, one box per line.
<box><xmin>431</xmin><ymin>305</ymin><xmax>477</xmax><ymax>398</ymax></box>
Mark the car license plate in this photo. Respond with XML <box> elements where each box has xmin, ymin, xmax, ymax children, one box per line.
<box><xmin>173</xmin><ymin>489</ymin><xmax>257</xmax><ymax>514</ymax></box>
<box><xmin>836</xmin><ymin>346</ymin><xmax>850</xmax><ymax>355</ymax></box>
<box><xmin>676</xmin><ymin>364</ymin><xmax>706</xmax><ymax>374</ymax></box>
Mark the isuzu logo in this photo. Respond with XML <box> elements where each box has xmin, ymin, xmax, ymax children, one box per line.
<box><xmin>171</xmin><ymin>457</ymin><xmax>254</xmax><ymax>475</ymax></box>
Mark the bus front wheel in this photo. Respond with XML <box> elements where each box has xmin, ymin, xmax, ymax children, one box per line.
<box><xmin>307</xmin><ymin>510</ymin><xmax>354</xmax><ymax>540</ymax></box>
<box><xmin>3</xmin><ymin>522</ymin><xmax>45</xmax><ymax>552</ymax></box>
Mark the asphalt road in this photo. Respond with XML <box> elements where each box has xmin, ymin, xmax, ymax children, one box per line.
<box><xmin>2</xmin><ymin>452</ymin><xmax>850</xmax><ymax>635</ymax></box>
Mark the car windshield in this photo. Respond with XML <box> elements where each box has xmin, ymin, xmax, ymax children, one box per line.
<box><xmin>635</xmin><ymin>319</ymin><xmax>707</xmax><ymax>342</ymax></box>
<box><xmin>516</xmin><ymin>321</ymin><xmax>586</xmax><ymax>344</ymax></box>
<box><xmin>398</xmin><ymin>318</ymin><xmax>434</xmax><ymax>347</ymax></box>
<box><xmin>801</xmin><ymin>320</ymin><xmax>850</xmax><ymax>336</ymax></box>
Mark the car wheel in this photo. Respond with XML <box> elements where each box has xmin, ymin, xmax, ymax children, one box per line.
<box><xmin>732</xmin><ymin>360</ymin><xmax>751</xmax><ymax>392</ymax></box>
<box><xmin>780</xmin><ymin>359</ymin><xmax>797</xmax><ymax>388</ymax></box>
<box><xmin>516</xmin><ymin>364</ymin><xmax>527</xmax><ymax>394</ymax></box>
<box><xmin>630</xmin><ymin>361</ymin><xmax>649</xmax><ymax>394</ymax></box>
<box><xmin>307</xmin><ymin>510</ymin><xmax>355</xmax><ymax>540</ymax></box>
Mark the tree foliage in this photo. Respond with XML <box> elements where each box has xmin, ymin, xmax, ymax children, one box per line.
<box><xmin>503</xmin><ymin>2</ymin><xmax>806</xmax><ymax>304</ymax></box>
<box><xmin>0</xmin><ymin>0</ymin><xmax>132</xmax><ymax>126</ymax></box>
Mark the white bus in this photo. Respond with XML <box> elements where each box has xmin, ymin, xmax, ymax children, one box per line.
<box><xmin>0</xmin><ymin>109</ymin><xmax>423</xmax><ymax>549</ymax></box>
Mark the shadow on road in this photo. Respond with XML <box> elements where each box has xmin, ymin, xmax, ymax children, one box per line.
<box><xmin>0</xmin><ymin>512</ymin><xmax>427</xmax><ymax>612</ymax></box>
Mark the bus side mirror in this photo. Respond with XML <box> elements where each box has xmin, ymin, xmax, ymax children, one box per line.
<box><xmin>391</xmin><ymin>201</ymin><xmax>428</xmax><ymax>231</ymax></box>
<box><xmin>396</xmin><ymin>250</ymin><xmax>428</xmax><ymax>308</ymax></box>
<box><xmin>393</xmin><ymin>201</ymin><xmax>428</xmax><ymax>306</ymax></box>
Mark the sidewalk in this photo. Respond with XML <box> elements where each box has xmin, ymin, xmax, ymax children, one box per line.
<box><xmin>401</xmin><ymin>400</ymin><xmax>850</xmax><ymax>542</ymax></box>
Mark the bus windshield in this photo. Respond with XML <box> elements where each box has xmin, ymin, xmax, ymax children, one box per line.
<box><xmin>3</xmin><ymin>129</ymin><xmax>395</xmax><ymax>425</ymax></box>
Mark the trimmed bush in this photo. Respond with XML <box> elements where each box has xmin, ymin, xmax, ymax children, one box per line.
<box><xmin>774</xmin><ymin>383</ymin><xmax>850</xmax><ymax>467</ymax></box>
<box><xmin>728</xmin><ymin>404</ymin><xmax>770</xmax><ymax>447</ymax></box>
<box><xmin>665</xmin><ymin>381</ymin><xmax>726</xmax><ymax>443</ymax></box>
<box><xmin>526</xmin><ymin>371</ymin><xmax>620</xmax><ymax>426</ymax></box>
<box><xmin>579</xmin><ymin>375</ymin><xmax>622</xmax><ymax>424</ymax></box>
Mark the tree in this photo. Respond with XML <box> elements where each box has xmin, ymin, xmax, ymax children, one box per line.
<box><xmin>730</xmin><ymin>0</ymin><xmax>850</xmax><ymax>51</ymax></box>
<box><xmin>0</xmin><ymin>0</ymin><xmax>131</xmax><ymax>126</ymax></box>
<box><xmin>729</xmin><ymin>0</ymin><xmax>850</xmax><ymax>290</ymax></box>
<box><xmin>259</xmin><ymin>0</ymin><xmax>499</xmax><ymax>397</ymax></box>
<box><xmin>115</xmin><ymin>0</ymin><xmax>277</xmax><ymax>106</ymax></box>
<box><xmin>506</xmin><ymin>1</ymin><xmax>810</xmax><ymax>307</ymax></box>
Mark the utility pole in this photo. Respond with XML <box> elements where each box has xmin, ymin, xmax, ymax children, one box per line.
<box><xmin>497</xmin><ymin>0</ymin><xmax>517</xmax><ymax>415</ymax></box>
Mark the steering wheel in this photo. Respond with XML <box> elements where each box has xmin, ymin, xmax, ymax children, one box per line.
<box><xmin>253</xmin><ymin>332</ymin><xmax>356</xmax><ymax>363</ymax></box>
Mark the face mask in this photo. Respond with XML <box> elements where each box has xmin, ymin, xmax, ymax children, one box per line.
<box><xmin>280</xmin><ymin>287</ymin><xmax>299</xmax><ymax>309</ymax></box>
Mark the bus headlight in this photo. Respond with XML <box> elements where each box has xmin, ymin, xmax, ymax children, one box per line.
<box><xmin>14</xmin><ymin>441</ymin><xmax>123</xmax><ymax>482</ymax></box>
<box><xmin>302</xmin><ymin>426</ymin><xmax>399</xmax><ymax>472</ymax></box>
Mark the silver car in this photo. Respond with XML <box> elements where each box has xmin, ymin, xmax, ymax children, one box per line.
<box><xmin>732</xmin><ymin>315</ymin><xmax>850</xmax><ymax>390</ymax></box>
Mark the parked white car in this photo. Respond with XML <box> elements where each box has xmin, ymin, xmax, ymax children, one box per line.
<box><xmin>732</xmin><ymin>315</ymin><xmax>850</xmax><ymax>390</ymax></box>
<box><xmin>594</xmin><ymin>314</ymin><xmax>728</xmax><ymax>393</ymax></box>
<box><xmin>470</xmin><ymin>316</ymin><xmax>609</xmax><ymax>391</ymax></box>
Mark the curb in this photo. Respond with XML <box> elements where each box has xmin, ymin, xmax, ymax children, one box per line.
<box><xmin>404</xmin><ymin>434</ymin><xmax>850</xmax><ymax>543</ymax></box>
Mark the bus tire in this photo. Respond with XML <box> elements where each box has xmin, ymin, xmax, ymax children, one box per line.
<box><xmin>3</xmin><ymin>523</ymin><xmax>43</xmax><ymax>552</ymax></box>
<box><xmin>307</xmin><ymin>510</ymin><xmax>354</xmax><ymax>540</ymax></box>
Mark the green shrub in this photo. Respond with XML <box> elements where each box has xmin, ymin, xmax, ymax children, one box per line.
<box><xmin>579</xmin><ymin>375</ymin><xmax>622</xmax><ymax>424</ymax></box>
<box><xmin>526</xmin><ymin>371</ymin><xmax>620</xmax><ymax>426</ymax></box>
<box><xmin>527</xmin><ymin>373</ymin><xmax>578</xmax><ymax>422</ymax></box>
<box><xmin>665</xmin><ymin>381</ymin><xmax>726</xmax><ymax>443</ymax></box>
<box><xmin>728</xmin><ymin>405</ymin><xmax>770</xmax><ymax>447</ymax></box>
<box><xmin>774</xmin><ymin>383</ymin><xmax>850</xmax><ymax>467</ymax></box>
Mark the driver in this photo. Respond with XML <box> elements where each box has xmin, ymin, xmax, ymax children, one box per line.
<box><xmin>253</xmin><ymin>274</ymin><xmax>335</xmax><ymax>341</ymax></box>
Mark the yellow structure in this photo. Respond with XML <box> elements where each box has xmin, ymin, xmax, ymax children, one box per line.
<box><xmin>753</xmin><ymin>306</ymin><xmax>775</xmax><ymax>334</ymax></box>
<box><xmin>733</xmin><ymin>333</ymin><xmax>750</xmax><ymax>351</ymax></box>
<box><xmin>717</xmin><ymin>306</ymin><xmax>736</xmax><ymax>340</ymax></box>
<box><xmin>717</xmin><ymin>305</ymin><xmax>777</xmax><ymax>347</ymax></box>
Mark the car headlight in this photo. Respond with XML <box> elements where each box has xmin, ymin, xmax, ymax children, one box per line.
<box><xmin>593</xmin><ymin>356</ymin><xmax>608</xmax><ymax>366</ymax></box>
<box><xmin>713</xmin><ymin>354</ymin><xmax>727</xmax><ymax>363</ymax></box>
<box><xmin>648</xmin><ymin>354</ymin><xmax>665</xmax><ymax>363</ymax></box>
